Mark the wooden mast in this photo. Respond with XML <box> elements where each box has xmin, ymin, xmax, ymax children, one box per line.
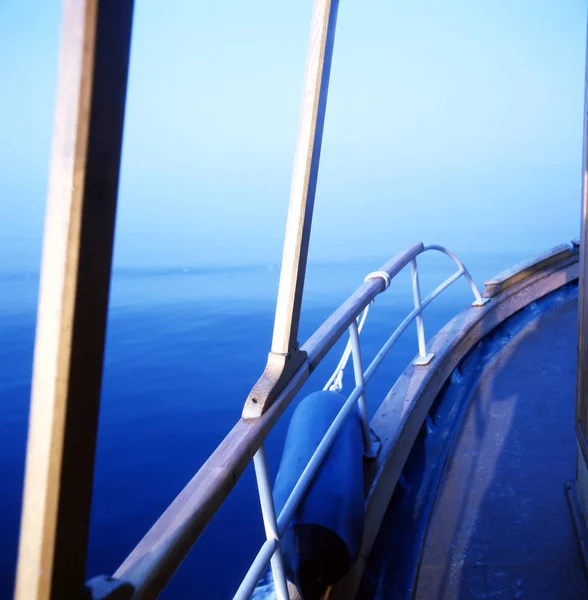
<box><xmin>573</xmin><ymin>1</ymin><xmax>588</xmax><ymax>549</ymax></box>
<box><xmin>243</xmin><ymin>0</ymin><xmax>340</xmax><ymax>419</ymax></box>
<box><xmin>14</xmin><ymin>2</ymin><xmax>134</xmax><ymax>598</ymax></box>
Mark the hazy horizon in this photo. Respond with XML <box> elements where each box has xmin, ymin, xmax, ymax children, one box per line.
<box><xmin>0</xmin><ymin>0</ymin><xmax>586</xmax><ymax>272</ymax></box>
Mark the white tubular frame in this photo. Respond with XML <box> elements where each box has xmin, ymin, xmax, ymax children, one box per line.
<box><xmin>235</xmin><ymin>244</ymin><xmax>485</xmax><ymax>599</ymax></box>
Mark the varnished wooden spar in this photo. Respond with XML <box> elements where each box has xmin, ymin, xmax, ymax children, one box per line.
<box><xmin>243</xmin><ymin>0</ymin><xmax>340</xmax><ymax>419</ymax></box>
<box><xmin>577</xmin><ymin>15</ymin><xmax>588</xmax><ymax>453</ymax></box>
<box><xmin>573</xmin><ymin>5</ymin><xmax>588</xmax><ymax>548</ymax></box>
<box><xmin>14</xmin><ymin>2</ymin><xmax>134</xmax><ymax>599</ymax></box>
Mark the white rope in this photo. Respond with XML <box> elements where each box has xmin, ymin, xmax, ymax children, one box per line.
<box><xmin>364</xmin><ymin>270</ymin><xmax>391</xmax><ymax>290</ymax></box>
<box><xmin>323</xmin><ymin>306</ymin><xmax>370</xmax><ymax>392</ymax></box>
<box><xmin>323</xmin><ymin>270</ymin><xmax>391</xmax><ymax>392</ymax></box>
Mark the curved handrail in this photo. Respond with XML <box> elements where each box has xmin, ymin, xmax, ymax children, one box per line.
<box><xmin>102</xmin><ymin>243</ymin><xmax>486</xmax><ymax>600</ymax></box>
<box><xmin>321</xmin><ymin>244</ymin><xmax>486</xmax><ymax>398</ymax></box>
<box><xmin>423</xmin><ymin>244</ymin><xmax>486</xmax><ymax>306</ymax></box>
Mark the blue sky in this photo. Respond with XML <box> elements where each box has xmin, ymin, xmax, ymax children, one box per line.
<box><xmin>0</xmin><ymin>0</ymin><xmax>586</xmax><ymax>270</ymax></box>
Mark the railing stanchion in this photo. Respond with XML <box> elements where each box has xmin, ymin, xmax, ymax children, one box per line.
<box><xmin>411</xmin><ymin>259</ymin><xmax>434</xmax><ymax>365</ymax></box>
<box><xmin>252</xmin><ymin>446</ymin><xmax>290</xmax><ymax>600</ymax></box>
<box><xmin>422</xmin><ymin>244</ymin><xmax>488</xmax><ymax>307</ymax></box>
<box><xmin>349</xmin><ymin>320</ymin><xmax>372</xmax><ymax>453</ymax></box>
<box><xmin>464</xmin><ymin>269</ymin><xmax>488</xmax><ymax>306</ymax></box>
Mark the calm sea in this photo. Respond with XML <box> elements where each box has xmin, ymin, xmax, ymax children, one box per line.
<box><xmin>0</xmin><ymin>251</ymin><xmax>524</xmax><ymax>598</ymax></box>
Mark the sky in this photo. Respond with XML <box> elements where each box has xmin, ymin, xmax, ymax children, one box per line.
<box><xmin>0</xmin><ymin>0</ymin><xmax>586</xmax><ymax>271</ymax></box>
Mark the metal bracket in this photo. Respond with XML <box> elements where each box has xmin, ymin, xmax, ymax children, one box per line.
<box><xmin>83</xmin><ymin>576</ymin><xmax>134</xmax><ymax>600</ymax></box>
<box><xmin>413</xmin><ymin>353</ymin><xmax>435</xmax><ymax>366</ymax></box>
<box><xmin>472</xmin><ymin>297</ymin><xmax>490</xmax><ymax>307</ymax></box>
<box><xmin>363</xmin><ymin>428</ymin><xmax>381</xmax><ymax>460</ymax></box>
<box><xmin>242</xmin><ymin>347</ymin><xmax>307</xmax><ymax>419</ymax></box>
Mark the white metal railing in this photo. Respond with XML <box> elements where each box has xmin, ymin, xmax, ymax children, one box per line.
<box><xmin>103</xmin><ymin>243</ymin><xmax>488</xmax><ymax>599</ymax></box>
<box><xmin>235</xmin><ymin>244</ymin><xmax>486</xmax><ymax>600</ymax></box>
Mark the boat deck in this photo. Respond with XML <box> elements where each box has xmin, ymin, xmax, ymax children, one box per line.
<box><xmin>414</xmin><ymin>298</ymin><xmax>587</xmax><ymax>599</ymax></box>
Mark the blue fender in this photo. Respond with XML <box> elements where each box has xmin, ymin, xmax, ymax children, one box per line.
<box><xmin>273</xmin><ymin>391</ymin><xmax>365</xmax><ymax>599</ymax></box>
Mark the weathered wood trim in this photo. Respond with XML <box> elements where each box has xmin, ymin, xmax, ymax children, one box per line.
<box><xmin>483</xmin><ymin>242</ymin><xmax>578</xmax><ymax>298</ymax></box>
<box><xmin>330</xmin><ymin>259</ymin><xmax>579</xmax><ymax>599</ymax></box>
<box><xmin>14</xmin><ymin>2</ymin><xmax>134</xmax><ymax>599</ymax></box>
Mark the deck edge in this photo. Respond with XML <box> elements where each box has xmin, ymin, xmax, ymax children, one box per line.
<box><xmin>330</xmin><ymin>248</ymin><xmax>580</xmax><ymax>600</ymax></box>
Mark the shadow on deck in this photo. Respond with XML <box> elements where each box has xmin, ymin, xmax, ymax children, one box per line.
<box><xmin>415</xmin><ymin>298</ymin><xmax>586</xmax><ymax>599</ymax></box>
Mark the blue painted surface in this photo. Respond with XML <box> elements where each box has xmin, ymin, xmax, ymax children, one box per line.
<box><xmin>364</xmin><ymin>282</ymin><xmax>580</xmax><ymax>600</ymax></box>
<box><xmin>273</xmin><ymin>391</ymin><xmax>364</xmax><ymax>598</ymax></box>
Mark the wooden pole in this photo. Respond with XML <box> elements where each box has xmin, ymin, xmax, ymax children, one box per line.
<box><xmin>573</xmin><ymin>7</ymin><xmax>588</xmax><ymax>546</ymax></box>
<box><xmin>243</xmin><ymin>0</ymin><xmax>340</xmax><ymax>419</ymax></box>
<box><xmin>14</xmin><ymin>1</ymin><xmax>134</xmax><ymax>598</ymax></box>
<box><xmin>577</xmin><ymin>11</ymin><xmax>588</xmax><ymax>463</ymax></box>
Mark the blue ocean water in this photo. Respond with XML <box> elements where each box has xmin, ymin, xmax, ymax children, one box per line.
<box><xmin>0</xmin><ymin>251</ymin><xmax>523</xmax><ymax>598</ymax></box>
